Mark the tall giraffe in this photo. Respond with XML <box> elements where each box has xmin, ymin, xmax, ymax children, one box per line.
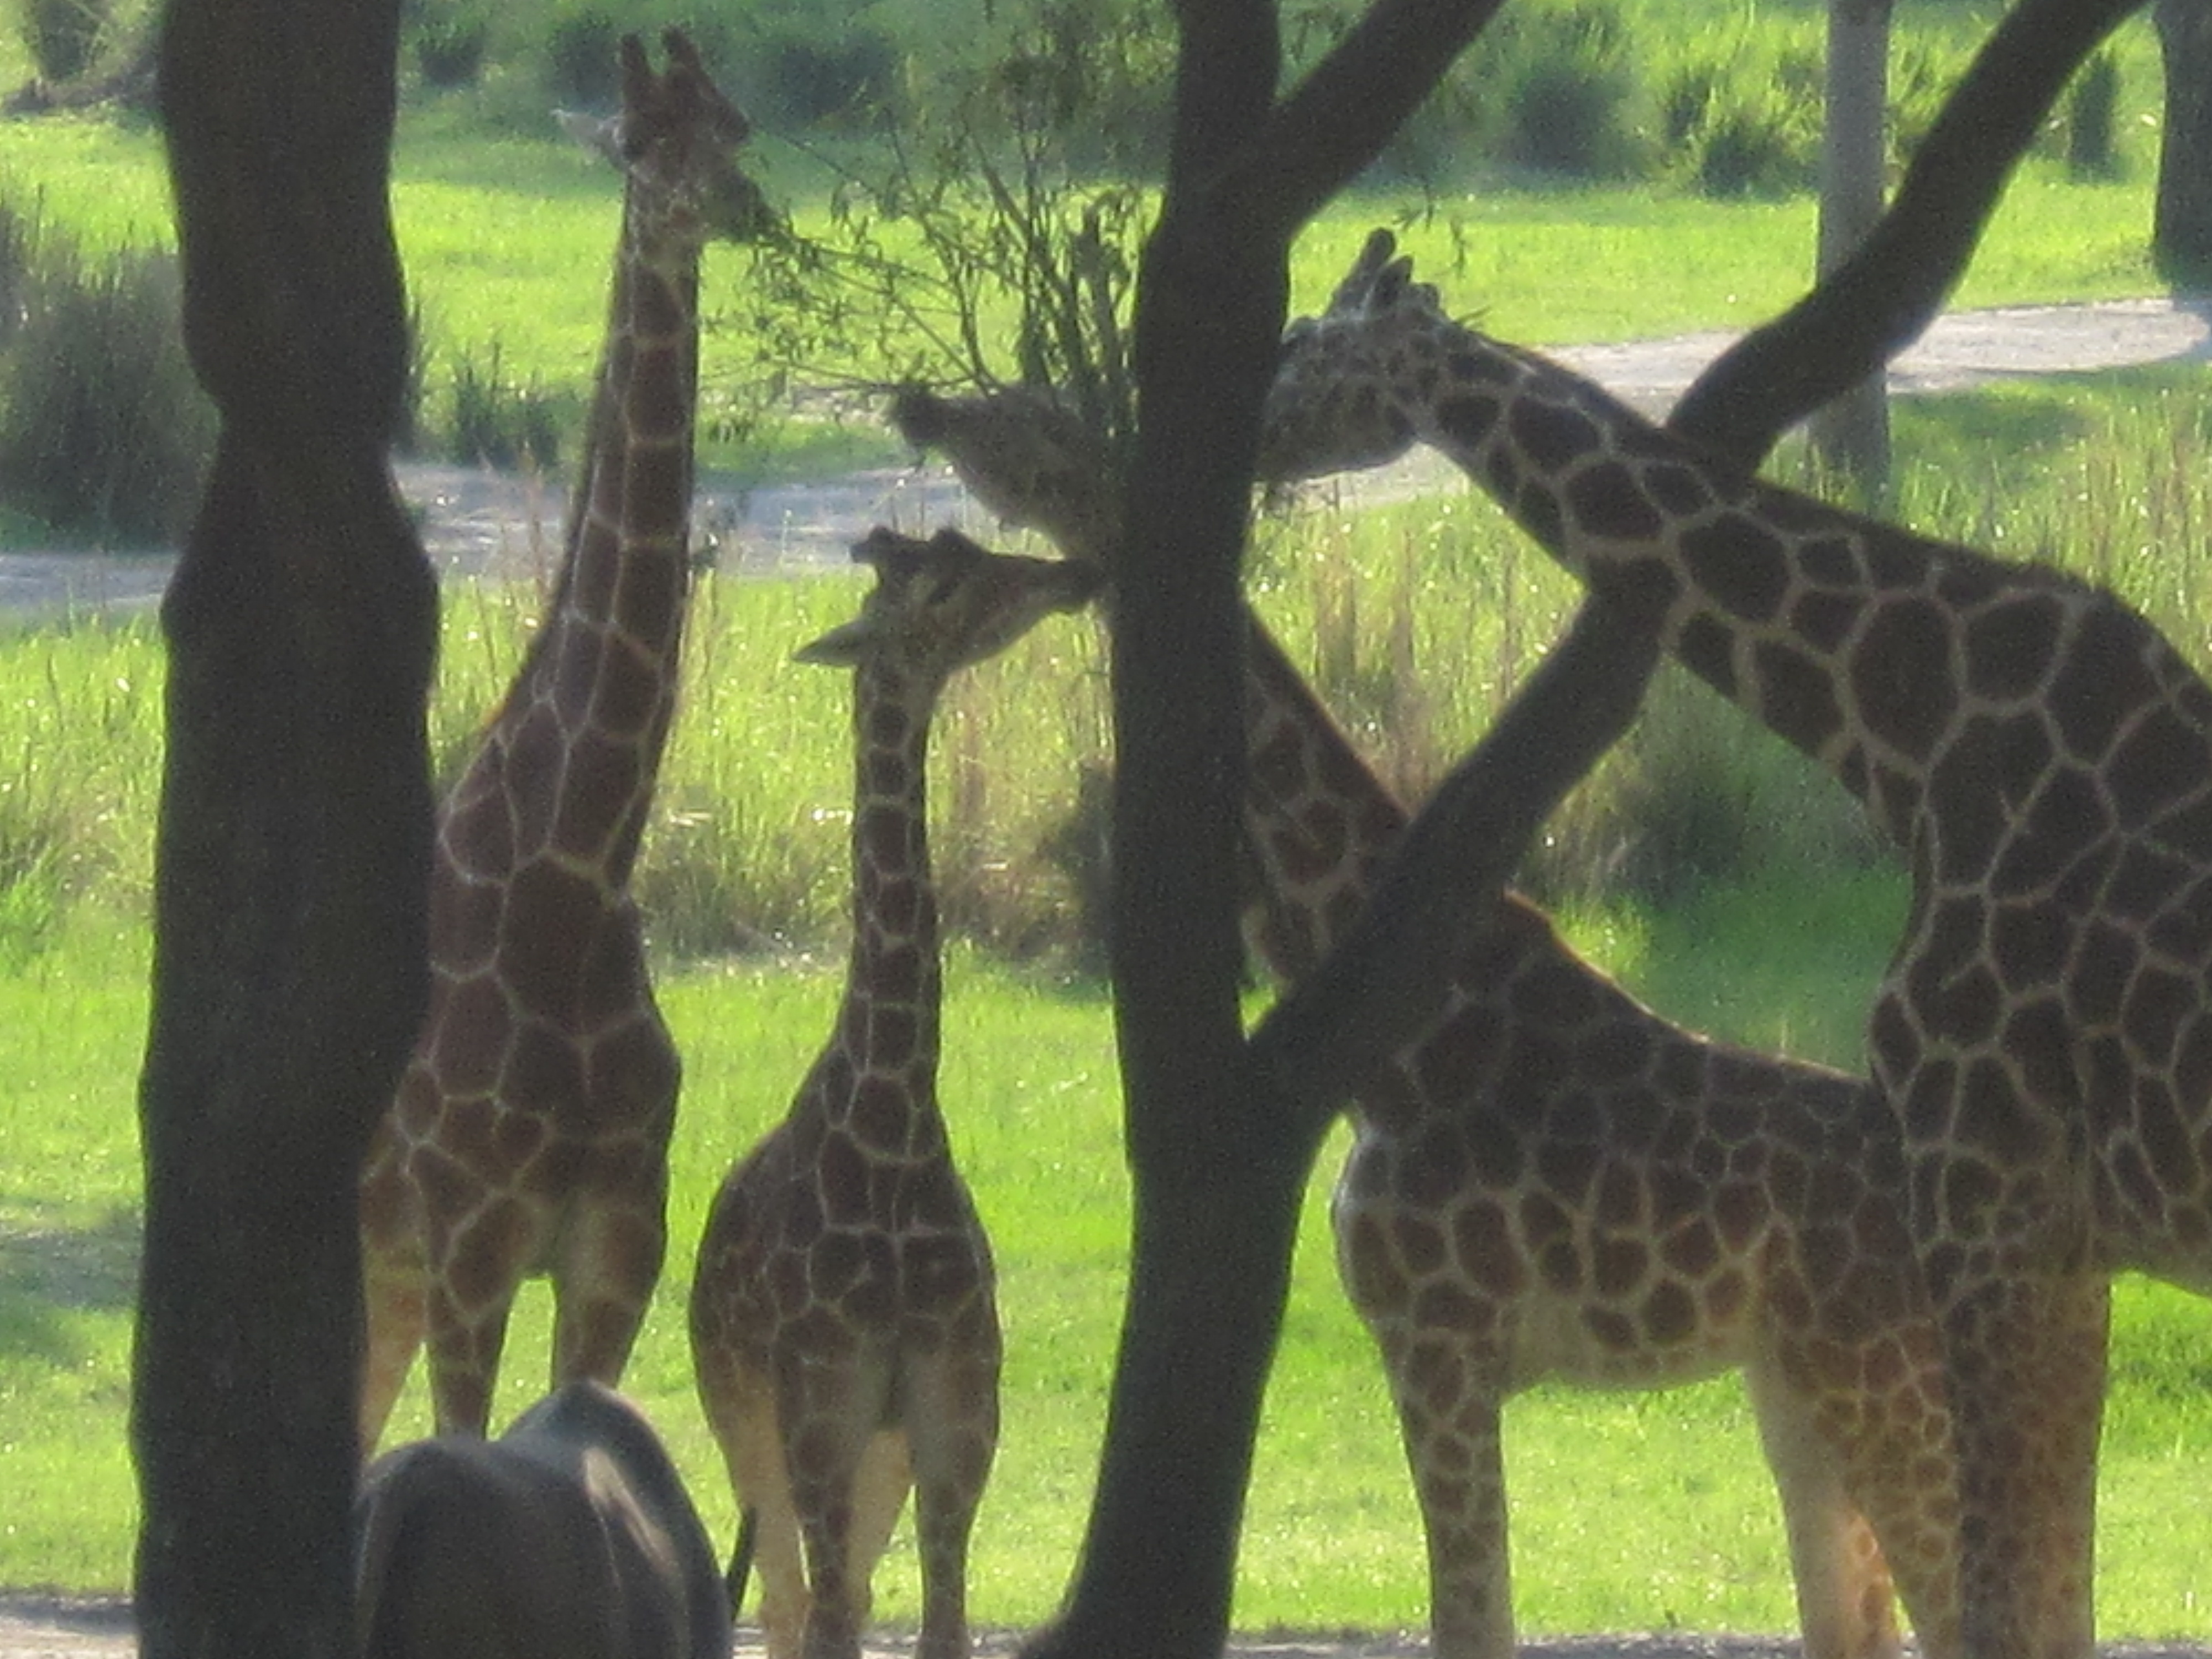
<box><xmin>690</xmin><ymin>528</ymin><xmax>1098</xmax><ymax>1659</ymax></box>
<box><xmin>357</xmin><ymin>30</ymin><xmax>778</xmax><ymax>1446</ymax></box>
<box><xmin>1259</xmin><ymin>228</ymin><xmax>2212</xmax><ymax>1658</ymax></box>
<box><xmin>892</xmin><ymin>387</ymin><xmax>1963</xmax><ymax>1659</ymax></box>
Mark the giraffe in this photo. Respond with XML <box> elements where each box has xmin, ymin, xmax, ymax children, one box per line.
<box><xmin>689</xmin><ymin>526</ymin><xmax>1098</xmax><ymax>1659</ymax></box>
<box><xmin>356</xmin><ymin>29</ymin><xmax>779</xmax><ymax>1447</ymax></box>
<box><xmin>890</xmin><ymin>386</ymin><xmax>1962</xmax><ymax>1659</ymax></box>
<box><xmin>1258</xmin><ymin>228</ymin><xmax>2212</xmax><ymax>1658</ymax></box>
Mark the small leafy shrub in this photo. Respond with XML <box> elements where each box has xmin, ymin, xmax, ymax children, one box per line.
<box><xmin>546</xmin><ymin>7</ymin><xmax>622</xmax><ymax>109</ymax></box>
<box><xmin>20</xmin><ymin>0</ymin><xmax>112</xmax><ymax>82</ymax></box>
<box><xmin>0</xmin><ymin>234</ymin><xmax>212</xmax><ymax>546</ymax></box>
<box><xmin>1496</xmin><ymin>2</ymin><xmax>1650</xmax><ymax>180</ymax></box>
<box><xmin>753</xmin><ymin>28</ymin><xmax>901</xmax><ymax>129</ymax></box>
<box><xmin>412</xmin><ymin>6</ymin><xmax>491</xmax><ymax>90</ymax></box>
<box><xmin>1691</xmin><ymin>86</ymin><xmax>1817</xmax><ymax>199</ymax></box>
<box><xmin>2067</xmin><ymin>50</ymin><xmax>2122</xmax><ymax>181</ymax></box>
<box><xmin>446</xmin><ymin>342</ymin><xmax>562</xmax><ymax>472</ymax></box>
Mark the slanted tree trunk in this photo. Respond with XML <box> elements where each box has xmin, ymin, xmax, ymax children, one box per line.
<box><xmin>2154</xmin><ymin>0</ymin><xmax>2212</xmax><ymax>291</ymax></box>
<box><xmin>133</xmin><ymin>3</ymin><xmax>435</xmax><ymax>1657</ymax></box>
<box><xmin>1808</xmin><ymin>0</ymin><xmax>1892</xmax><ymax>496</ymax></box>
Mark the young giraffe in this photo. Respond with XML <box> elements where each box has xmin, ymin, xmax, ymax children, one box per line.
<box><xmin>689</xmin><ymin>527</ymin><xmax>1098</xmax><ymax>1659</ymax></box>
<box><xmin>357</xmin><ymin>30</ymin><xmax>778</xmax><ymax>1447</ymax></box>
<box><xmin>891</xmin><ymin>387</ymin><xmax>1961</xmax><ymax>1659</ymax></box>
<box><xmin>1260</xmin><ymin>229</ymin><xmax>2212</xmax><ymax>1658</ymax></box>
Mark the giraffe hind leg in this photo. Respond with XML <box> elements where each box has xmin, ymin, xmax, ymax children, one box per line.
<box><xmin>900</xmin><ymin>1341</ymin><xmax>1000</xmax><ymax>1659</ymax></box>
<box><xmin>1743</xmin><ymin>1359</ymin><xmax>1903</xmax><ymax>1659</ymax></box>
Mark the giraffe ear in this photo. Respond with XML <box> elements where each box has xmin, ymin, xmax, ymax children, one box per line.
<box><xmin>794</xmin><ymin>617</ymin><xmax>875</xmax><ymax>667</ymax></box>
<box><xmin>556</xmin><ymin>109</ymin><xmax>627</xmax><ymax>169</ymax></box>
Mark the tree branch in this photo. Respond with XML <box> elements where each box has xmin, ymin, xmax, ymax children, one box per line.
<box><xmin>1671</xmin><ymin>0</ymin><xmax>2147</xmax><ymax>465</ymax></box>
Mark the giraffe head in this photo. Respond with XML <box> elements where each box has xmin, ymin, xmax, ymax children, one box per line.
<box><xmin>560</xmin><ymin>30</ymin><xmax>781</xmax><ymax>254</ymax></box>
<box><xmin>796</xmin><ymin>526</ymin><xmax>1101</xmax><ymax>686</ymax></box>
<box><xmin>1257</xmin><ymin>227</ymin><xmax>1448</xmax><ymax>484</ymax></box>
<box><xmin>890</xmin><ymin>385</ymin><xmax>1124</xmax><ymax>569</ymax></box>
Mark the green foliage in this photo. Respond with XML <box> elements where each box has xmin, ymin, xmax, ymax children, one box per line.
<box><xmin>442</xmin><ymin>337</ymin><xmax>565</xmax><ymax>471</ymax></box>
<box><xmin>18</xmin><ymin>0</ymin><xmax>110</xmax><ymax>82</ymax></box>
<box><xmin>2067</xmin><ymin>48</ymin><xmax>2125</xmax><ymax>182</ymax></box>
<box><xmin>0</xmin><ymin>201</ymin><xmax>211</xmax><ymax>546</ymax></box>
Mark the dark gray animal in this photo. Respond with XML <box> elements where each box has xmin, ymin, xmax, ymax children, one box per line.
<box><xmin>356</xmin><ymin>1381</ymin><xmax>730</xmax><ymax>1659</ymax></box>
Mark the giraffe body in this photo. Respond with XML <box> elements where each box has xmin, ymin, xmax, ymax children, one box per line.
<box><xmin>892</xmin><ymin>387</ymin><xmax>1961</xmax><ymax>1659</ymax></box>
<box><xmin>1263</xmin><ymin>231</ymin><xmax>2212</xmax><ymax>1657</ymax></box>
<box><xmin>358</xmin><ymin>31</ymin><xmax>776</xmax><ymax>1446</ymax></box>
<box><xmin>690</xmin><ymin>528</ymin><xmax>1096</xmax><ymax>1659</ymax></box>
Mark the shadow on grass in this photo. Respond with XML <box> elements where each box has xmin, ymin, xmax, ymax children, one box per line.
<box><xmin>0</xmin><ymin>1204</ymin><xmax>140</xmax><ymax>1363</ymax></box>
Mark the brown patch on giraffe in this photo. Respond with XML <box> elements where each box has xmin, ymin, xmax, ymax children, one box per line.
<box><xmin>1850</xmin><ymin>597</ymin><xmax>1956</xmax><ymax>763</ymax></box>
<box><xmin>1677</xmin><ymin>513</ymin><xmax>1790</xmax><ymax>623</ymax></box>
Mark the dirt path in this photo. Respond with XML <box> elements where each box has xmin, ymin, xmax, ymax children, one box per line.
<box><xmin>4</xmin><ymin>296</ymin><xmax>2205</xmax><ymax>623</ymax></box>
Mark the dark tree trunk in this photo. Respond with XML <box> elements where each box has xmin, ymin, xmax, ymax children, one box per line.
<box><xmin>133</xmin><ymin>4</ymin><xmax>434</xmax><ymax>1658</ymax></box>
<box><xmin>1026</xmin><ymin>3</ymin><xmax>1506</xmax><ymax>1657</ymax></box>
<box><xmin>1673</xmin><ymin>0</ymin><xmax>2147</xmax><ymax>468</ymax></box>
<box><xmin>2155</xmin><ymin>0</ymin><xmax>2212</xmax><ymax>291</ymax></box>
<box><xmin>1808</xmin><ymin>0</ymin><xmax>1893</xmax><ymax>495</ymax></box>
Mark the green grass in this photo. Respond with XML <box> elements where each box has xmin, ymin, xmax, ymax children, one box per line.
<box><xmin>0</xmin><ymin>106</ymin><xmax>2173</xmax><ymax>486</ymax></box>
<box><xmin>7</xmin><ymin>902</ymin><xmax>2212</xmax><ymax>1639</ymax></box>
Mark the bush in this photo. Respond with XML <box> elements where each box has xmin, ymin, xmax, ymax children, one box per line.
<box><xmin>2067</xmin><ymin>50</ymin><xmax>2123</xmax><ymax>181</ymax></box>
<box><xmin>1691</xmin><ymin>85</ymin><xmax>1818</xmax><ymax>199</ymax></box>
<box><xmin>412</xmin><ymin>6</ymin><xmax>491</xmax><ymax>90</ymax></box>
<box><xmin>0</xmin><ymin>228</ymin><xmax>212</xmax><ymax>546</ymax></box>
<box><xmin>546</xmin><ymin>7</ymin><xmax>622</xmax><ymax>109</ymax></box>
<box><xmin>446</xmin><ymin>341</ymin><xmax>563</xmax><ymax>472</ymax></box>
<box><xmin>20</xmin><ymin>0</ymin><xmax>112</xmax><ymax>82</ymax></box>
<box><xmin>1495</xmin><ymin>2</ymin><xmax>1651</xmax><ymax>181</ymax></box>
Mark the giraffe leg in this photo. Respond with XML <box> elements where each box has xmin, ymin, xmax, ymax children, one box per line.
<box><xmin>357</xmin><ymin>1129</ymin><xmax>426</xmax><ymax>1455</ymax></box>
<box><xmin>706</xmin><ymin>1361</ymin><xmax>810</xmax><ymax>1659</ymax></box>
<box><xmin>847</xmin><ymin>1430</ymin><xmax>913</xmax><ymax>1638</ymax></box>
<box><xmin>1823</xmin><ymin>1334</ymin><xmax>1962</xmax><ymax>1659</ymax></box>
<box><xmin>781</xmin><ymin>1350</ymin><xmax>889</xmax><ymax>1659</ymax></box>
<box><xmin>1942</xmin><ymin>1269</ymin><xmax>2106</xmax><ymax>1659</ymax></box>
<box><xmin>902</xmin><ymin>1339</ymin><xmax>1001</xmax><ymax>1659</ymax></box>
<box><xmin>549</xmin><ymin>1183</ymin><xmax>668</xmax><ymax>1389</ymax></box>
<box><xmin>1384</xmin><ymin>1331</ymin><xmax>1513</xmax><ymax>1659</ymax></box>
<box><xmin>357</xmin><ymin>1234</ymin><xmax>427</xmax><ymax>1455</ymax></box>
<box><xmin>1743</xmin><ymin>1359</ymin><xmax>1902</xmax><ymax>1659</ymax></box>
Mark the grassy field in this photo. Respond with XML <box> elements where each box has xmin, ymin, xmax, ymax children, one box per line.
<box><xmin>0</xmin><ymin>11</ymin><xmax>2207</xmax><ymax>1633</ymax></box>
<box><xmin>6</xmin><ymin>890</ymin><xmax>2212</xmax><ymax>1639</ymax></box>
<box><xmin>0</xmin><ymin>101</ymin><xmax>2173</xmax><ymax>488</ymax></box>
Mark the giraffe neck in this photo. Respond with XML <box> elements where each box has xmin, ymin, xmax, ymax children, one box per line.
<box><xmin>823</xmin><ymin>659</ymin><xmax>945</xmax><ymax>1147</ymax></box>
<box><xmin>1240</xmin><ymin>612</ymin><xmax>1412</xmax><ymax>983</ymax></box>
<box><xmin>503</xmin><ymin>197</ymin><xmax>705</xmax><ymax>889</ymax></box>
<box><xmin>1375</xmin><ymin>322</ymin><xmax>2046</xmax><ymax>839</ymax></box>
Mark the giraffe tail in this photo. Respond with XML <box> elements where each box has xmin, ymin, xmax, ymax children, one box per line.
<box><xmin>725</xmin><ymin>1505</ymin><xmax>758</xmax><ymax>1619</ymax></box>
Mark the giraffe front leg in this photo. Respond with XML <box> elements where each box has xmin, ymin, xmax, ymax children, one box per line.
<box><xmin>1743</xmin><ymin>1359</ymin><xmax>1902</xmax><ymax>1659</ymax></box>
<box><xmin>550</xmin><ymin>1176</ymin><xmax>669</xmax><ymax>1390</ymax></box>
<box><xmin>1384</xmin><ymin>1330</ymin><xmax>1514</xmax><ymax>1659</ymax></box>
<box><xmin>1940</xmin><ymin>1268</ymin><xmax>2106</xmax><ymax>1659</ymax></box>
<box><xmin>902</xmin><ymin>1334</ymin><xmax>1002</xmax><ymax>1659</ymax></box>
<box><xmin>422</xmin><ymin>1205</ymin><xmax>534</xmax><ymax>1436</ymax></box>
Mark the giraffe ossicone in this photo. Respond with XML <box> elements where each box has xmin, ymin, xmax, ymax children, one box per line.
<box><xmin>1267</xmin><ymin>227</ymin><xmax>2212</xmax><ymax>1659</ymax></box>
<box><xmin>690</xmin><ymin>526</ymin><xmax>1097</xmax><ymax>1659</ymax></box>
<box><xmin>357</xmin><ymin>29</ymin><xmax>777</xmax><ymax>1449</ymax></box>
<box><xmin>893</xmin><ymin>384</ymin><xmax>1963</xmax><ymax>1659</ymax></box>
